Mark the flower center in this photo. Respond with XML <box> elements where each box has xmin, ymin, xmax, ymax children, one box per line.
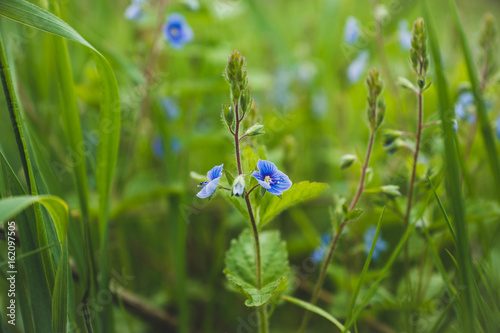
<box><xmin>168</xmin><ymin>24</ymin><xmax>181</xmax><ymax>39</ymax></box>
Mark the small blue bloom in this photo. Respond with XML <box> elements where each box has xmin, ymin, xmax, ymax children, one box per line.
<box><xmin>163</xmin><ymin>13</ymin><xmax>194</xmax><ymax>49</ymax></box>
<box><xmin>344</xmin><ymin>16</ymin><xmax>360</xmax><ymax>45</ymax></box>
<box><xmin>171</xmin><ymin>138</ymin><xmax>182</xmax><ymax>154</ymax></box>
<box><xmin>364</xmin><ymin>226</ymin><xmax>388</xmax><ymax>261</ymax></box>
<box><xmin>159</xmin><ymin>97</ymin><xmax>180</xmax><ymax>120</ymax></box>
<box><xmin>311</xmin><ymin>234</ymin><xmax>332</xmax><ymax>263</ymax></box>
<box><xmin>311</xmin><ymin>89</ymin><xmax>328</xmax><ymax>120</ymax></box>
<box><xmin>398</xmin><ymin>20</ymin><xmax>412</xmax><ymax>51</ymax></box>
<box><xmin>347</xmin><ymin>51</ymin><xmax>369</xmax><ymax>84</ymax></box>
<box><xmin>251</xmin><ymin>160</ymin><xmax>292</xmax><ymax>196</ymax></box>
<box><xmin>152</xmin><ymin>136</ymin><xmax>164</xmax><ymax>158</ymax></box>
<box><xmin>452</xmin><ymin>119</ymin><xmax>459</xmax><ymax>133</ymax></box>
<box><xmin>496</xmin><ymin>115</ymin><xmax>500</xmax><ymax>140</ymax></box>
<box><xmin>196</xmin><ymin>164</ymin><xmax>223</xmax><ymax>199</ymax></box>
<box><xmin>454</xmin><ymin>91</ymin><xmax>474</xmax><ymax>120</ymax></box>
<box><xmin>125</xmin><ymin>3</ymin><xmax>143</xmax><ymax>21</ymax></box>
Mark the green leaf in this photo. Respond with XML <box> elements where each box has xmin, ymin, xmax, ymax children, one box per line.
<box><xmin>52</xmin><ymin>241</ymin><xmax>69</xmax><ymax>333</ymax></box>
<box><xmin>346</xmin><ymin>208</ymin><xmax>364</xmax><ymax>221</ymax></box>
<box><xmin>0</xmin><ymin>195</ymin><xmax>68</xmax><ymax>244</ymax></box>
<box><xmin>257</xmin><ymin>182</ymin><xmax>328</xmax><ymax>228</ymax></box>
<box><xmin>224</xmin><ymin>229</ymin><xmax>290</xmax><ymax>307</ymax></box>
<box><xmin>242</xmin><ymin>145</ymin><xmax>259</xmax><ymax>175</ymax></box>
<box><xmin>280</xmin><ymin>295</ymin><xmax>348</xmax><ymax>332</ymax></box>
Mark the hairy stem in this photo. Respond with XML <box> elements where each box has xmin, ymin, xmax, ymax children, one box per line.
<box><xmin>234</xmin><ymin>100</ymin><xmax>267</xmax><ymax>332</ymax></box>
<box><xmin>299</xmin><ymin>130</ymin><xmax>376</xmax><ymax>333</ymax></box>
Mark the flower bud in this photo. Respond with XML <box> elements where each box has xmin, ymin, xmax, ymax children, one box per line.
<box><xmin>232</xmin><ymin>175</ymin><xmax>245</xmax><ymax>197</ymax></box>
<box><xmin>340</xmin><ymin>154</ymin><xmax>357</xmax><ymax>169</ymax></box>
<box><xmin>239</xmin><ymin>89</ymin><xmax>252</xmax><ymax>117</ymax></box>
<box><xmin>380</xmin><ymin>185</ymin><xmax>402</xmax><ymax>199</ymax></box>
<box><xmin>410</xmin><ymin>18</ymin><xmax>429</xmax><ymax>77</ymax></box>
<box><xmin>221</xmin><ymin>104</ymin><xmax>234</xmax><ymax>131</ymax></box>
<box><xmin>244</xmin><ymin>123</ymin><xmax>265</xmax><ymax>137</ymax></box>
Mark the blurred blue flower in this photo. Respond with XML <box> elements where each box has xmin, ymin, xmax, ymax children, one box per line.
<box><xmin>398</xmin><ymin>20</ymin><xmax>412</xmax><ymax>50</ymax></box>
<box><xmin>125</xmin><ymin>3</ymin><xmax>143</xmax><ymax>21</ymax></box>
<box><xmin>364</xmin><ymin>226</ymin><xmax>388</xmax><ymax>261</ymax></box>
<box><xmin>159</xmin><ymin>97</ymin><xmax>180</xmax><ymax>120</ymax></box>
<box><xmin>344</xmin><ymin>16</ymin><xmax>360</xmax><ymax>45</ymax></box>
<box><xmin>196</xmin><ymin>164</ymin><xmax>223</xmax><ymax>199</ymax></box>
<box><xmin>347</xmin><ymin>51</ymin><xmax>369</xmax><ymax>84</ymax></box>
<box><xmin>452</xmin><ymin>119</ymin><xmax>459</xmax><ymax>133</ymax></box>
<box><xmin>272</xmin><ymin>66</ymin><xmax>295</xmax><ymax>107</ymax></box>
<box><xmin>152</xmin><ymin>136</ymin><xmax>164</xmax><ymax>158</ymax></box>
<box><xmin>252</xmin><ymin>160</ymin><xmax>292</xmax><ymax>196</ymax></box>
<box><xmin>311</xmin><ymin>234</ymin><xmax>332</xmax><ymax>263</ymax></box>
<box><xmin>454</xmin><ymin>91</ymin><xmax>474</xmax><ymax>120</ymax></box>
<box><xmin>496</xmin><ymin>115</ymin><xmax>500</xmax><ymax>140</ymax></box>
<box><xmin>171</xmin><ymin>137</ymin><xmax>182</xmax><ymax>154</ymax></box>
<box><xmin>163</xmin><ymin>13</ymin><xmax>194</xmax><ymax>49</ymax></box>
<box><xmin>311</xmin><ymin>89</ymin><xmax>328</xmax><ymax>120</ymax></box>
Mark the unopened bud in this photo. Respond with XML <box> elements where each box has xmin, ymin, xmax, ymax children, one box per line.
<box><xmin>340</xmin><ymin>154</ymin><xmax>357</xmax><ymax>169</ymax></box>
<box><xmin>232</xmin><ymin>175</ymin><xmax>245</xmax><ymax>197</ymax></box>
<box><xmin>244</xmin><ymin>123</ymin><xmax>265</xmax><ymax>137</ymax></box>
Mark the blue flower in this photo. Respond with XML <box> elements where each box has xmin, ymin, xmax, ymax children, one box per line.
<box><xmin>452</xmin><ymin>119</ymin><xmax>459</xmax><ymax>133</ymax></box>
<box><xmin>163</xmin><ymin>13</ymin><xmax>194</xmax><ymax>49</ymax></box>
<box><xmin>398</xmin><ymin>20</ymin><xmax>412</xmax><ymax>50</ymax></box>
<box><xmin>347</xmin><ymin>51</ymin><xmax>369</xmax><ymax>84</ymax></box>
<box><xmin>159</xmin><ymin>97</ymin><xmax>180</xmax><ymax>120</ymax></box>
<box><xmin>196</xmin><ymin>164</ymin><xmax>223</xmax><ymax>199</ymax></box>
<box><xmin>251</xmin><ymin>160</ymin><xmax>292</xmax><ymax>196</ymax></box>
<box><xmin>152</xmin><ymin>136</ymin><xmax>164</xmax><ymax>158</ymax></box>
<box><xmin>125</xmin><ymin>3</ymin><xmax>143</xmax><ymax>21</ymax></box>
<box><xmin>171</xmin><ymin>138</ymin><xmax>182</xmax><ymax>154</ymax></box>
<box><xmin>311</xmin><ymin>89</ymin><xmax>328</xmax><ymax>120</ymax></box>
<box><xmin>364</xmin><ymin>226</ymin><xmax>388</xmax><ymax>261</ymax></box>
<box><xmin>344</xmin><ymin>16</ymin><xmax>360</xmax><ymax>45</ymax></box>
<box><xmin>496</xmin><ymin>115</ymin><xmax>500</xmax><ymax>140</ymax></box>
<box><xmin>454</xmin><ymin>91</ymin><xmax>474</xmax><ymax>120</ymax></box>
<box><xmin>311</xmin><ymin>234</ymin><xmax>332</xmax><ymax>263</ymax></box>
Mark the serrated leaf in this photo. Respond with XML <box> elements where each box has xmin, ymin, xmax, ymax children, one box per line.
<box><xmin>257</xmin><ymin>182</ymin><xmax>328</xmax><ymax>228</ymax></box>
<box><xmin>224</xmin><ymin>229</ymin><xmax>290</xmax><ymax>307</ymax></box>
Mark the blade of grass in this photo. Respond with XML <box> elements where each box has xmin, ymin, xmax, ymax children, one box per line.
<box><xmin>345</xmin><ymin>207</ymin><xmax>386</xmax><ymax>326</ymax></box>
<box><xmin>344</xmin><ymin>222</ymin><xmax>417</xmax><ymax>331</ymax></box>
<box><xmin>448</xmin><ymin>0</ymin><xmax>500</xmax><ymax>199</ymax></box>
<box><xmin>427</xmin><ymin>177</ymin><xmax>457</xmax><ymax>244</ymax></box>
<box><xmin>280</xmin><ymin>295</ymin><xmax>348</xmax><ymax>332</ymax></box>
<box><xmin>52</xmin><ymin>240</ymin><xmax>69</xmax><ymax>333</ymax></box>
<box><xmin>0</xmin><ymin>151</ymin><xmax>52</xmax><ymax>332</ymax></box>
<box><xmin>423</xmin><ymin>1</ymin><xmax>476</xmax><ymax>330</ymax></box>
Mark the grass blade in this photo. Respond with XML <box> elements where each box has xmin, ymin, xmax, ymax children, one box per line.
<box><xmin>280</xmin><ymin>295</ymin><xmax>348</xmax><ymax>332</ymax></box>
<box><xmin>448</xmin><ymin>0</ymin><xmax>500</xmax><ymax>199</ymax></box>
<box><xmin>345</xmin><ymin>207</ymin><xmax>386</xmax><ymax>326</ymax></box>
<box><xmin>52</xmin><ymin>241</ymin><xmax>69</xmax><ymax>333</ymax></box>
<box><xmin>422</xmin><ymin>1</ymin><xmax>476</xmax><ymax>330</ymax></box>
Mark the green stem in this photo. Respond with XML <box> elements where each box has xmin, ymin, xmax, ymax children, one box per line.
<box><xmin>299</xmin><ymin>130</ymin><xmax>376</xmax><ymax>333</ymax></box>
<box><xmin>234</xmin><ymin>100</ymin><xmax>267</xmax><ymax>332</ymax></box>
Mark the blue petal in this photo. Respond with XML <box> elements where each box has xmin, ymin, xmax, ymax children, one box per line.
<box><xmin>125</xmin><ymin>4</ymin><xmax>143</xmax><ymax>21</ymax></box>
<box><xmin>343</xmin><ymin>16</ymin><xmax>359</xmax><ymax>45</ymax></box>
<box><xmin>271</xmin><ymin>171</ymin><xmax>292</xmax><ymax>192</ymax></box>
<box><xmin>266</xmin><ymin>186</ymin><xmax>283</xmax><ymax>196</ymax></box>
<box><xmin>196</xmin><ymin>176</ymin><xmax>221</xmax><ymax>198</ymax></box>
<box><xmin>257</xmin><ymin>159</ymin><xmax>278</xmax><ymax>176</ymax></box>
<box><xmin>207</xmin><ymin>164</ymin><xmax>223</xmax><ymax>181</ymax></box>
<box><xmin>252</xmin><ymin>171</ymin><xmax>271</xmax><ymax>189</ymax></box>
<box><xmin>347</xmin><ymin>51</ymin><xmax>369</xmax><ymax>84</ymax></box>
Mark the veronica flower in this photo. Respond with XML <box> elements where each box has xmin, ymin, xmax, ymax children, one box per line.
<box><xmin>196</xmin><ymin>164</ymin><xmax>223</xmax><ymax>199</ymax></box>
<box><xmin>311</xmin><ymin>234</ymin><xmax>332</xmax><ymax>263</ymax></box>
<box><xmin>251</xmin><ymin>160</ymin><xmax>292</xmax><ymax>196</ymax></box>
<box><xmin>159</xmin><ymin>97</ymin><xmax>180</xmax><ymax>120</ymax></box>
<box><xmin>398</xmin><ymin>20</ymin><xmax>412</xmax><ymax>50</ymax></box>
<box><xmin>171</xmin><ymin>138</ymin><xmax>182</xmax><ymax>154</ymax></box>
<box><xmin>344</xmin><ymin>16</ymin><xmax>360</xmax><ymax>45</ymax></box>
<box><xmin>452</xmin><ymin>119</ymin><xmax>459</xmax><ymax>133</ymax></box>
<box><xmin>311</xmin><ymin>89</ymin><xmax>328</xmax><ymax>120</ymax></box>
<box><xmin>454</xmin><ymin>91</ymin><xmax>474</xmax><ymax>120</ymax></box>
<box><xmin>496</xmin><ymin>115</ymin><xmax>500</xmax><ymax>140</ymax></box>
<box><xmin>347</xmin><ymin>51</ymin><xmax>369</xmax><ymax>84</ymax></box>
<box><xmin>364</xmin><ymin>226</ymin><xmax>388</xmax><ymax>261</ymax></box>
<box><xmin>125</xmin><ymin>3</ymin><xmax>143</xmax><ymax>21</ymax></box>
<box><xmin>163</xmin><ymin>13</ymin><xmax>194</xmax><ymax>49</ymax></box>
<box><xmin>152</xmin><ymin>136</ymin><xmax>164</xmax><ymax>158</ymax></box>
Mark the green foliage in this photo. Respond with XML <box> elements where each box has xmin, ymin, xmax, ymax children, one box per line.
<box><xmin>224</xmin><ymin>229</ymin><xmax>290</xmax><ymax>307</ymax></box>
<box><xmin>257</xmin><ymin>182</ymin><xmax>328</xmax><ymax>228</ymax></box>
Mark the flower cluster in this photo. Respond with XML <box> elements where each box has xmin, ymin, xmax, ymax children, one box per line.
<box><xmin>195</xmin><ymin>51</ymin><xmax>292</xmax><ymax>200</ymax></box>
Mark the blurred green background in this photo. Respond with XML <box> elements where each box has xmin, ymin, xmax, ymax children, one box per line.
<box><xmin>1</xmin><ymin>0</ymin><xmax>500</xmax><ymax>332</ymax></box>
